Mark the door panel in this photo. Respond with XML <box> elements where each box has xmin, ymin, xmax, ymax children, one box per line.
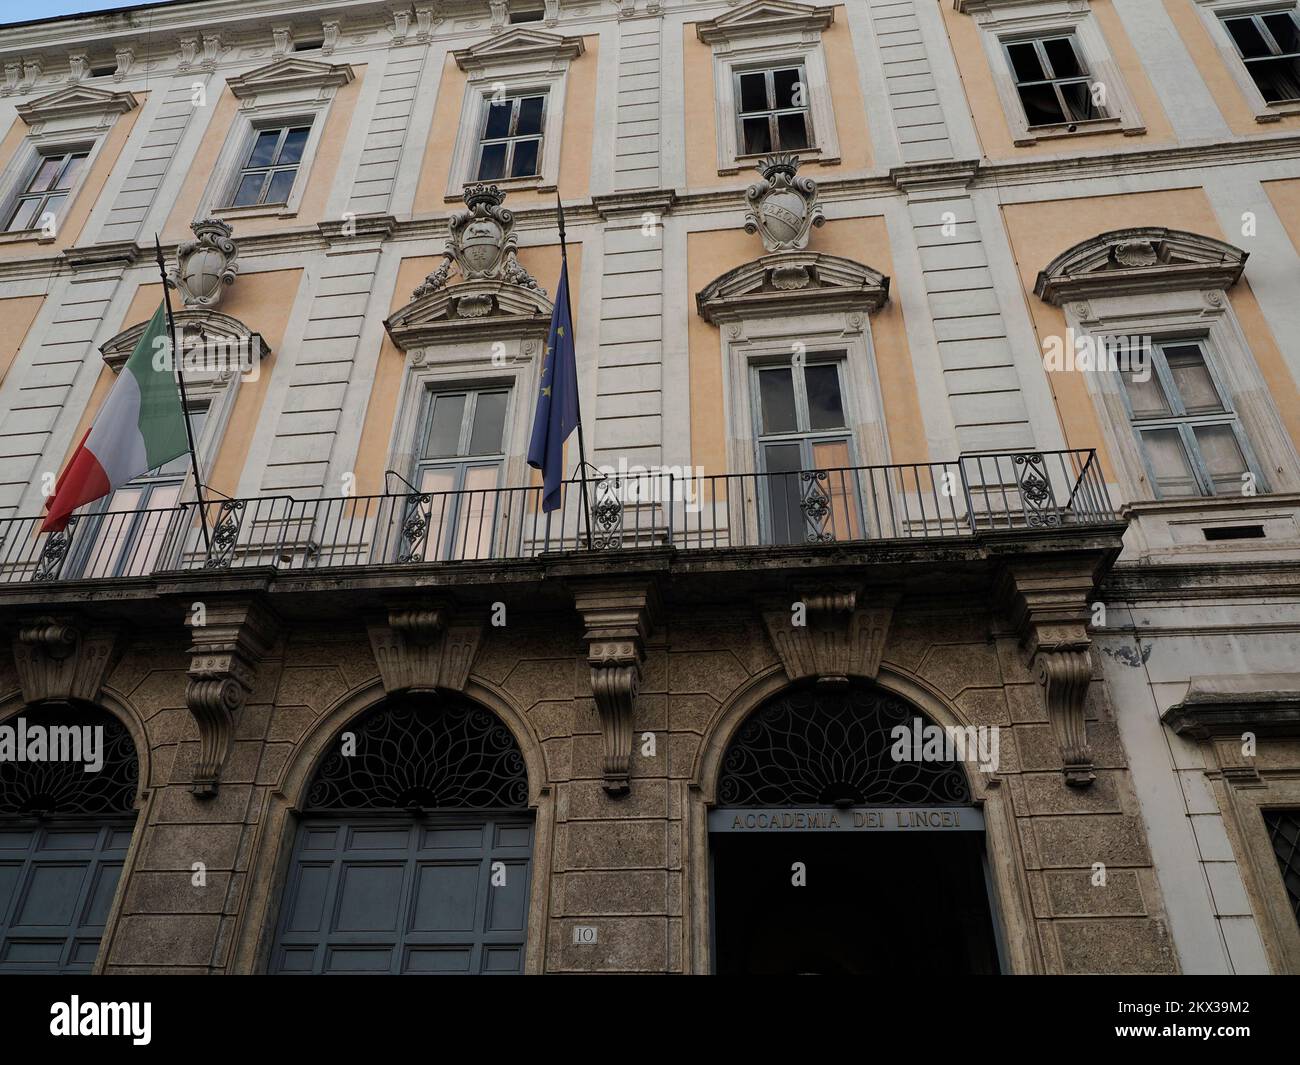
<box><xmin>272</xmin><ymin>816</ymin><xmax>533</xmax><ymax>974</ymax></box>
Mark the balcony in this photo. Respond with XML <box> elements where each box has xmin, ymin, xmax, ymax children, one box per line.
<box><xmin>0</xmin><ymin>450</ymin><xmax>1116</xmax><ymax>585</ymax></box>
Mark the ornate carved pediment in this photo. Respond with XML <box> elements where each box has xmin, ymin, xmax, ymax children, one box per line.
<box><xmin>11</xmin><ymin>615</ymin><xmax>119</xmax><ymax>707</ymax></box>
<box><xmin>169</xmin><ymin>218</ymin><xmax>238</xmax><ymax>309</ymax></box>
<box><xmin>452</xmin><ymin>27</ymin><xmax>585</xmax><ymax>72</ymax></box>
<box><xmin>16</xmin><ymin>84</ymin><xmax>137</xmax><ymax>124</ymax></box>
<box><xmin>696</xmin><ymin>0</ymin><xmax>835</xmax><ymax>43</ymax></box>
<box><xmin>366</xmin><ymin>601</ymin><xmax>484</xmax><ymax>696</ymax></box>
<box><xmin>697</xmin><ymin>251</ymin><xmax>888</xmax><ymax>324</ymax></box>
<box><xmin>762</xmin><ymin>588</ymin><xmax>895</xmax><ymax>685</ymax></box>
<box><xmin>1035</xmin><ymin>228</ymin><xmax>1248</xmax><ymax>305</ymax></box>
<box><xmin>226</xmin><ymin>57</ymin><xmax>354</xmax><ymax>99</ymax></box>
<box><xmin>100</xmin><ymin>308</ymin><xmax>269</xmax><ymax>380</ymax></box>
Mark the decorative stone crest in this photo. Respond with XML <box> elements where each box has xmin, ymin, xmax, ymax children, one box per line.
<box><xmin>744</xmin><ymin>153</ymin><xmax>825</xmax><ymax>252</ymax></box>
<box><xmin>12</xmin><ymin>615</ymin><xmax>119</xmax><ymax>707</ymax></box>
<box><xmin>366</xmin><ymin>601</ymin><xmax>484</xmax><ymax>696</ymax></box>
<box><xmin>170</xmin><ymin>219</ymin><xmax>239</xmax><ymax>309</ymax></box>
<box><xmin>571</xmin><ymin>580</ymin><xmax>660</xmax><ymax>795</ymax></box>
<box><xmin>414</xmin><ymin>184</ymin><xmax>542</xmax><ymax>298</ymax></box>
<box><xmin>185</xmin><ymin>598</ymin><xmax>279</xmax><ymax>797</ymax></box>
<box><xmin>762</xmin><ymin>588</ymin><xmax>894</xmax><ymax>685</ymax></box>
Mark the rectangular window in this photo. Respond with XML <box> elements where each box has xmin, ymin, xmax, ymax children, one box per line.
<box><xmin>409</xmin><ymin>387</ymin><xmax>509</xmax><ymax>561</ymax></box>
<box><xmin>227</xmin><ymin>124</ymin><xmax>312</xmax><ymax>207</ymax></box>
<box><xmin>475</xmin><ymin>95</ymin><xmax>545</xmax><ymax>181</ymax></box>
<box><xmin>1262</xmin><ymin>809</ymin><xmax>1300</xmax><ymax>930</ymax></box>
<box><xmin>1120</xmin><ymin>339</ymin><xmax>1261</xmax><ymax>498</ymax></box>
<box><xmin>753</xmin><ymin>357</ymin><xmax>860</xmax><ymax>545</ymax></box>
<box><xmin>1004</xmin><ymin>34</ymin><xmax>1104</xmax><ymax>128</ymax></box>
<box><xmin>734</xmin><ymin>65</ymin><xmax>812</xmax><ymax>155</ymax></box>
<box><xmin>4</xmin><ymin>150</ymin><xmax>88</xmax><ymax>233</ymax></box>
<box><xmin>1221</xmin><ymin>10</ymin><xmax>1300</xmax><ymax>103</ymax></box>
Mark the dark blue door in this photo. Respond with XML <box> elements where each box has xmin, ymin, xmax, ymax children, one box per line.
<box><xmin>0</xmin><ymin>821</ymin><xmax>134</xmax><ymax>972</ymax></box>
<box><xmin>271</xmin><ymin>816</ymin><xmax>533</xmax><ymax>974</ymax></box>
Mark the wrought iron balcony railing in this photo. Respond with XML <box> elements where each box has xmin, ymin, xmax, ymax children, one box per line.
<box><xmin>0</xmin><ymin>449</ymin><xmax>1116</xmax><ymax>585</ymax></box>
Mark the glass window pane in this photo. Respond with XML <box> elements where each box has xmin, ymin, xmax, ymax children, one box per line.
<box><xmin>417</xmin><ymin>468</ymin><xmax>457</xmax><ymax>562</ymax></box>
<box><xmin>1163</xmin><ymin>347</ymin><xmax>1223</xmax><ymax>414</ymax></box>
<box><xmin>739</xmin><ymin>72</ymin><xmax>769</xmax><ymax>113</ymax></box>
<box><xmin>6</xmin><ymin>197</ymin><xmax>40</xmax><ymax>232</ymax></box>
<box><xmin>805</xmin><ymin>364</ymin><xmax>846</xmax><ymax>431</ymax></box>
<box><xmin>231</xmin><ymin>171</ymin><xmax>266</xmax><ymax>206</ymax></box>
<box><xmin>55</xmin><ymin>153</ymin><xmax>87</xmax><ymax>190</ymax></box>
<box><xmin>37</xmin><ymin>194</ymin><xmax>66</xmax><ymax>224</ymax></box>
<box><xmin>742</xmin><ymin>116</ymin><xmax>772</xmax><ymax>154</ymax></box>
<box><xmin>1007</xmin><ymin>42</ymin><xmax>1046</xmax><ymax>83</ymax></box>
<box><xmin>1017</xmin><ymin>83</ymin><xmax>1067</xmax><ymax>125</ymax></box>
<box><xmin>477</xmin><ymin>142</ymin><xmax>507</xmax><ymax>180</ymax></box>
<box><xmin>246</xmin><ymin>129</ymin><xmax>281</xmax><ymax>167</ymax></box>
<box><xmin>1263</xmin><ymin>13</ymin><xmax>1300</xmax><ymax>54</ymax></box>
<box><xmin>1042</xmin><ymin>37</ymin><xmax>1084</xmax><ymax>78</ymax></box>
<box><xmin>424</xmin><ymin>393</ymin><xmax>467</xmax><ymax>457</ymax></box>
<box><xmin>776</xmin><ymin>111</ymin><xmax>809</xmax><ymax>150</ymax></box>
<box><xmin>484</xmin><ymin>100</ymin><xmax>513</xmax><ymax>139</ymax></box>
<box><xmin>759</xmin><ymin>368</ymin><xmax>797</xmax><ymax>434</ymax></box>
<box><xmin>763</xmin><ymin>442</ymin><xmax>805</xmax><ymax>545</ymax></box>
<box><xmin>455</xmin><ymin>465</ymin><xmax>500</xmax><ymax>561</ymax></box>
<box><xmin>276</xmin><ymin>127</ymin><xmax>310</xmax><ymax>165</ymax></box>
<box><xmin>1251</xmin><ymin>56</ymin><xmax>1300</xmax><ymax>101</ymax></box>
<box><xmin>515</xmin><ymin>96</ymin><xmax>544</xmax><ymax>136</ymax></box>
<box><xmin>1193</xmin><ymin>424</ymin><xmax>1249</xmax><ymax>494</ymax></box>
<box><xmin>510</xmin><ymin>138</ymin><xmax>540</xmax><ymax>178</ymax></box>
<box><xmin>469</xmin><ymin>392</ymin><xmax>508</xmax><ymax>455</ymax></box>
<box><xmin>1140</xmin><ymin>428</ymin><xmax>1199</xmax><ymax>497</ymax></box>
<box><xmin>1060</xmin><ymin>81</ymin><xmax>1103</xmax><ymax>121</ymax></box>
<box><xmin>1121</xmin><ymin>365</ymin><xmax>1171</xmax><ymax>418</ymax></box>
<box><xmin>264</xmin><ymin>168</ymin><xmax>296</xmax><ymax>204</ymax></box>
<box><xmin>772</xmin><ymin>68</ymin><xmax>803</xmax><ymax>109</ymax></box>
<box><xmin>1225</xmin><ymin>17</ymin><xmax>1271</xmax><ymax>58</ymax></box>
<box><xmin>28</xmin><ymin>156</ymin><xmax>62</xmax><ymax>193</ymax></box>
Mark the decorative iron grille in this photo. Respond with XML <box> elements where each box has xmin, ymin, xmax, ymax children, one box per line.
<box><xmin>1263</xmin><ymin>808</ymin><xmax>1300</xmax><ymax>927</ymax></box>
<box><xmin>0</xmin><ymin>708</ymin><xmax>139</xmax><ymax>816</ymax></box>
<box><xmin>717</xmin><ymin>684</ymin><xmax>971</xmax><ymax>806</ymax></box>
<box><xmin>305</xmin><ymin>696</ymin><xmax>528</xmax><ymax>811</ymax></box>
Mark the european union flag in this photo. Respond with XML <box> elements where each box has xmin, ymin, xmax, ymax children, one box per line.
<box><xmin>527</xmin><ymin>256</ymin><xmax>579</xmax><ymax>512</ymax></box>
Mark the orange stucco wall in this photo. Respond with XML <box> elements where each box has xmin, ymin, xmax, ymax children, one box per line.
<box><xmin>686</xmin><ymin>217</ymin><xmax>924</xmax><ymax>475</ymax></box>
<box><xmin>0</xmin><ymin>295</ymin><xmax>44</xmax><ymax>386</ymax></box>
<box><xmin>683</xmin><ymin>6</ymin><xmax>871</xmax><ymax>190</ymax></box>
<box><xmin>1000</xmin><ymin>187</ymin><xmax>1300</xmax><ymax>478</ymax></box>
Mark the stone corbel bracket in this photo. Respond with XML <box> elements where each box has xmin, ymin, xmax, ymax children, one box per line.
<box><xmin>186</xmin><ymin>599</ymin><xmax>279</xmax><ymax>798</ymax></box>
<box><xmin>571</xmin><ymin>580</ymin><xmax>660</xmax><ymax>796</ymax></box>
<box><xmin>366</xmin><ymin>601</ymin><xmax>484</xmax><ymax>696</ymax></box>
<box><xmin>999</xmin><ymin>562</ymin><xmax>1100</xmax><ymax>787</ymax></box>
<box><xmin>12</xmin><ymin>615</ymin><xmax>119</xmax><ymax>706</ymax></box>
<box><xmin>762</xmin><ymin>587</ymin><xmax>895</xmax><ymax>685</ymax></box>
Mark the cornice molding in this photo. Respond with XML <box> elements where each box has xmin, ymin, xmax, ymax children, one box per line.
<box><xmin>451</xmin><ymin>26</ymin><xmax>585</xmax><ymax>72</ymax></box>
<box><xmin>226</xmin><ymin>56</ymin><xmax>354</xmax><ymax>98</ymax></box>
<box><xmin>384</xmin><ymin>278</ymin><xmax>553</xmax><ymax>351</ymax></box>
<box><xmin>695</xmin><ymin>0</ymin><xmax>835</xmax><ymax>44</ymax></box>
<box><xmin>16</xmin><ymin>83</ymin><xmax>137</xmax><ymax>124</ymax></box>
<box><xmin>696</xmin><ymin>250</ymin><xmax>889</xmax><ymax>324</ymax></box>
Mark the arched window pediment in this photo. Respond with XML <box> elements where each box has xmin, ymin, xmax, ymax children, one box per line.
<box><xmin>696</xmin><ymin>250</ymin><xmax>889</xmax><ymax>325</ymax></box>
<box><xmin>1034</xmin><ymin>227</ymin><xmax>1247</xmax><ymax>305</ymax></box>
<box><xmin>384</xmin><ymin>279</ymin><xmax>554</xmax><ymax>353</ymax></box>
<box><xmin>98</xmin><ymin>309</ymin><xmax>269</xmax><ymax>379</ymax></box>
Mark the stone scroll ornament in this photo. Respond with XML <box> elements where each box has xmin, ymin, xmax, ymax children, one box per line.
<box><xmin>413</xmin><ymin>183</ymin><xmax>543</xmax><ymax>298</ymax></box>
<box><xmin>169</xmin><ymin>218</ymin><xmax>239</xmax><ymax>309</ymax></box>
<box><xmin>743</xmin><ymin>152</ymin><xmax>825</xmax><ymax>252</ymax></box>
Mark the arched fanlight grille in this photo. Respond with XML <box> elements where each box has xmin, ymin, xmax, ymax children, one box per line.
<box><xmin>305</xmin><ymin>696</ymin><xmax>528</xmax><ymax>812</ymax></box>
<box><xmin>0</xmin><ymin>707</ymin><xmax>139</xmax><ymax>817</ymax></box>
<box><xmin>717</xmin><ymin>684</ymin><xmax>971</xmax><ymax>807</ymax></box>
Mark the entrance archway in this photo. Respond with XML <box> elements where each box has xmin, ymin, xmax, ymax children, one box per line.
<box><xmin>269</xmin><ymin>694</ymin><xmax>533</xmax><ymax>974</ymax></box>
<box><xmin>709</xmin><ymin>682</ymin><xmax>1002</xmax><ymax>974</ymax></box>
<box><xmin>0</xmin><ymin>705</ymin><xmax>139</xmax><ymax>973</ymax></box>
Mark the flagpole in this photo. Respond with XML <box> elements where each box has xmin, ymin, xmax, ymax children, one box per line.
<box><xmin>557</xmin><ymin>195</ymin><xmax>593</xmax><ymax>551</ymax></box>
<box><xmin>154</xmin><ymin>235</ymin><xmax>211</xmax><ymax>554</ymax></box>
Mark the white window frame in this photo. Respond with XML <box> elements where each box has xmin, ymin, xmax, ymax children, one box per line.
<box><xmin>697</xmin><ymin>9</ymin><xmax>841</xmax><ymax>176</ymax></box>
<box><xmin>0</xmin><ymin>142</ymin><xmax>96</xmax><ymax>243</ymax></box>
<box><xmin>1195</xmin><ymin>0</ymin><xmax>1300</xmax><ymax>121</ymax></box>
<box><xmin>960</xmin><ymin>0</ymin><xmax>1145</xmax><ymax>145</ymax></box>
<box><xmin>731</xmin><ymin>62</ymin><xmax>817</xmax><ymax>159</ymax></box>
<box><xmin>1065</xmin><ymin>293</ymin><xmax>1300</xmax><ymax>503</ymax></box>
<box><xmin>470</xmin><ymin>91</ymin><xmax>549</xmax><ymax>184</ymax></box>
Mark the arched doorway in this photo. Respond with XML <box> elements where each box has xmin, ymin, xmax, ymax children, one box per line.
<box><xmin>270</xmin><ymin>694</ymin><xmax>533</xmax><ymax>974</ymax></box>
<box><xmin>0</xmin><ymin>705</ymin><xmax>139</xmax><ymax>972</ymax></box>
<box><xmin>709</xmin><ymin>682</ymin><xmax>1002</xmax><ymax>974</ymax></box>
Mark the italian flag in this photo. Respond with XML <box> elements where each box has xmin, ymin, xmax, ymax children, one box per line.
<box><xmin>42</xmin><ymin>301</ymin><xmax>189</xmax><ymax>533</ymax></box>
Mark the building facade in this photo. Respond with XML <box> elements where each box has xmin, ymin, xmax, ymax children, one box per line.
<box><xmin>0</xmin><ymin>0</ymin><xmax>1298</xmax><ymax>974</ymax></box>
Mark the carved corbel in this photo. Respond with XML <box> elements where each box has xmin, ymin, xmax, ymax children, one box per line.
<box><xmin>999</xmin><ymin>562</ymin><xmax>1100</xmax><ymax>787</ymax></box>
<box><xmin>571</xmin><ymin>581</ymin><xmax>660</xmax><ymax>795</ymax></box>
<box><xmin>185</xmin><ymin>599</ymin><xmax>279</xmax><ymax>798</ymax></box>
<box><xmin>12</xmin><ymin>616</ymin><xmax>119</xmax><ymax>706</ymax></box>
<box><xmin>763</xmin><ymin>588</ymin><xmax>894</xmax><ymax>685</ymax></box>
<box><xmin>367</xmin><ymin>601</ymin><xmax>483</xmax><ymax>695</ymax></box>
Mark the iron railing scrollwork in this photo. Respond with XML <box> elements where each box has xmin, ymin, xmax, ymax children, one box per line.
<box><xmin>32</xmin><ymin>516</ymin><xmax>77</xmax><ymax>582</ymax></box>
<box><xmin>591</xmin><ymin>473</ymin><xmax>624</xmax><ymax>550</ymax></box>
<box><xmin>1012</xmin><ymin>452</ymin><xmax>1059</xmax><ymax>528</ymax></box>
<box><xmin>799</xmin><ymin>470</ymin><xmax>834</xmax><ymax>544</ymax></box>
<box><xmin>396</xmin><ymin>492</ymin><xmax>433</xmax><ymax>563</ymax></box>
<box><xmin>203</xmin><ymin>499</ymin><xmax>246</xmax><ymax>569</ymax></box>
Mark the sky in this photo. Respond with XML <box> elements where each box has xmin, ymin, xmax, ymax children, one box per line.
<box><xmin>0</xmin><ymin>0</ymin><xmax>166</xmax><ymax>27</ymax></box>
